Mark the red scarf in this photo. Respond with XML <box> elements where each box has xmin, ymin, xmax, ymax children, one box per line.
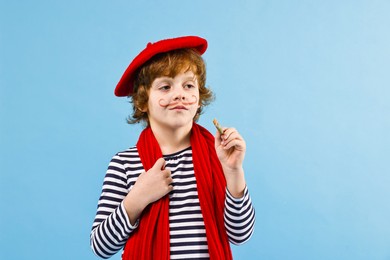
<box><xmin>122</xmin><ymin>123</ymin><xmax>232</xmax><ymax>260</ymax></box>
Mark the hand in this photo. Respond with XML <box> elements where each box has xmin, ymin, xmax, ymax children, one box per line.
<box><xmin>132</xmin><ymin>158</ymin><xmax>173</xmax><ymax>206</ymax></box>
<box><xmin>123</xmin><ymin>158</ymin><xmax>173</xmax><ymax>224</ymax></box>
<box><xmin>215</xmin><ymin>127</ymin><xmax>246</xmax><ymax>172</ymax></box>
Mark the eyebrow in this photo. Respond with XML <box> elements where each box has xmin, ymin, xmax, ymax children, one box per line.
<box><xmin>183</xmin><ymin>78</ymin><xmax>197</xmax><ymax>83</ymax></box>
<box><xmin>183</xmin><ymin>74</ymin><xmax>198</xmax><ymax>82</ymax></box>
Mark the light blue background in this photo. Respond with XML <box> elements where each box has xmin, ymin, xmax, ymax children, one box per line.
<box><xmin>1</xmin><ymin>0</ymin><xmax>390</xmax><ymax>259</ymax></box>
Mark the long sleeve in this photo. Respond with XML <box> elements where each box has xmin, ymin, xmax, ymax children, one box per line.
<box><xmin>224</xmin><ymin>186</ymin><xmax>256</xmax><ymax>245</ymax></box>
<box><xmin>90</xmin><ymin>151</ymin><xmax>141</xmax><ymax>259</ymax></box>
<box><xmin>91</xmin><ymin>147</ymin><xmax>255</xmax><ymax>258</ymax></box>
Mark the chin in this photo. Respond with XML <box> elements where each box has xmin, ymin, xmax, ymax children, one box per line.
<box><xmin>170</xmin><ymin>118</ymin><xmax>194</xmax><ymax>128</ymax></box>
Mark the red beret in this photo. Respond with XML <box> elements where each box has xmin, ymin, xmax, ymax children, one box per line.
<box><xmin>114</xmin><ymin>36</ymin><xmax>208</xmax><ymax>97</ymax></box>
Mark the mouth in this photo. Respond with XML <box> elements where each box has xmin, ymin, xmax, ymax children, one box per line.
<box><xmin>169</xmin><ymin>105</ymin><xmax>188</xmax><ymax>110</ymax></box>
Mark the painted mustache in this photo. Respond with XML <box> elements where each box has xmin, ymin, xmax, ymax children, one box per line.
<box><xmin>159</xmin><ymin>95</ymin><xmax>198</xmax><ymax>108</ymax></box>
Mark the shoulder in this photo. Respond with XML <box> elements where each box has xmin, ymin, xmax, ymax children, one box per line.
<box><xmin>107</xmin><ymin>146</ymin><xmax>144</xmax><ymax>184</ymax></box>
<box><xmin>115</xmin><ymin>146</ymin><xmax>139</xmax><ymax>159</ymax></box>
<box><xmin>109</xmin><ymin>146</ymin><xmax>143</xmax><ymax>170</ymax></box>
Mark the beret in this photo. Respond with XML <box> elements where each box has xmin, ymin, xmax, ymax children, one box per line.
<box><xmin>114</xmin><ymin>36</ymin><xmax>208</xmax><ymax>97</ymax></box>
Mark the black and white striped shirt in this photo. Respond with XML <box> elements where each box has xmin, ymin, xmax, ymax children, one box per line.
<box><xmin>90</xmin><ymin>146</ymin><xmax>255</xmax><ymax>259</ymax></box>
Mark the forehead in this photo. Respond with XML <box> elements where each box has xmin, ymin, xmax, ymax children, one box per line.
<box><xmin>156</xmin><ymin>60</ymin><xmax>198</xmax><ymax>78</ymax></box>
<box><xmin>154</xmin><ymin>70</ymin><xmax>197</xmax><ymax>81</ymax></box>
<box><xmin>156</xmin><ymin>70</ymin><xmax>196</xmax><ymax>79</ymax></box>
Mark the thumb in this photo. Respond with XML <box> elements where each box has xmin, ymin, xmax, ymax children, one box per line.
<box><xmin>215</xmin><ymin>131</ymin><xmax>222</xmax><ymax>147</ymax></box>
<box><xmin>152</xmin><ymin>158</ymin><xmax>166</xmax><ymax>170</ymax></box>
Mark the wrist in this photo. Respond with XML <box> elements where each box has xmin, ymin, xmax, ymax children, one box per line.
<box><xmin>223</xmin><ymin>168</ymin><xmax>246</xmax><ymax>198</ymax></box>
<box><xmin>222</xmin><ymin>166</ymin><xmax>244</xmax><ymax>176</ymax></box>
<box><xmin>123</xmin><ymin>188</ymin><xmax>148</xmax><ymax>225</ymax></box>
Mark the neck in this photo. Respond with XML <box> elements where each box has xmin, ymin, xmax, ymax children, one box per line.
<box><xmin>150</xmin><ymin>123</ymin><xmax>193</xmax><ymax>155</ymax></box>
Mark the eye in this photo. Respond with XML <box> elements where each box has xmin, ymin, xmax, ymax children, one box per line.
<box><xmin>184</xmin><ymin>84</ymin><xmax>195</xmax><ymax>89</ymax></box>
<box><xmin>158</xmin><ymin>85</ymin><xmax>171</xmax><ymax>91</ymax></box>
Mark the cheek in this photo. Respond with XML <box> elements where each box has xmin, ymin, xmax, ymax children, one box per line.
<box><xmin>196</xmin><ymin>94</ymin><xmax>201</xmax><ymax>107</ymax></box>
<box><xmin>144</xmin><ymin>97</ymin><xmax>155</xmax><ymax>112</ymax></box>
<box><xmin>158</xmin><ymin>97</ymin><xmax>169</xmax><ymax>107</ymax></box>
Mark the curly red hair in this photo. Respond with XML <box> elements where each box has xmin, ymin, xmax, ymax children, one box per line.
<box><xmin>127</xmin><ymin>48</ymin><xmax>214</xmax><ymax>125</ymax></box>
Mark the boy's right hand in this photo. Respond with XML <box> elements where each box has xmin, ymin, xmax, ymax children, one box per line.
<box><xmin>134</xmin><ymin>158</ymin><xmax>173</xmax><ymax>206</ymax></box>
<box><xmin>123</xmin><ymin>158</ymin><xmax>173</xmax><ymax>225</ymax></box>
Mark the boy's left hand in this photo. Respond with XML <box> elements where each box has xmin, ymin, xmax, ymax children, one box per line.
<box><xmin>215</xmin><ymin>127</ymin><xmax>246</xmax><ymax>172</ymax></box>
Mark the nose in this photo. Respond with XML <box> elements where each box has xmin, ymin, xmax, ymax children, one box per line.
<box><xmin>174</xmin><ymin>95</ymin><xmax>186</xmax><ymax>101</ymax></box>
<box><xmin>173</xmin><ymin>89</ymin><xmax>187</xmax><ymax>101</ymax></box>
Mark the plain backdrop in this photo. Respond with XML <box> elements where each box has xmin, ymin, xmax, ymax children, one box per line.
<box><xmin>1</xmin><ymin>0</ymin><xmax>390</xmax><ymax>259</ymax></box>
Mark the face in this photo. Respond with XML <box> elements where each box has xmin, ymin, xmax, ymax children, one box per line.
<box><xmin>145</xmin><ymin>70</ymin><xmax>200</xmax><ymax>131</ymax></box>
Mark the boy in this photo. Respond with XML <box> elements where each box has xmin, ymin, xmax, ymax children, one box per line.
<box><xmin>91</xmin><ymin>36</ymin><xmax>255</xmax><ymax>260</ymax></box>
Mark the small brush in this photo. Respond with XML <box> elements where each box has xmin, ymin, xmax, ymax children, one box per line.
<box><xmin>212</xmin><ymin>118</ymin><xmax>224</xmax><ymax>135</ymax></box>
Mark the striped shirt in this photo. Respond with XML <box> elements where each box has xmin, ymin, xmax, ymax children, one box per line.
<box><xmin>90</xmin><ymin>146</ymin><xmax>255</xmax><ymax>259</ymax></box>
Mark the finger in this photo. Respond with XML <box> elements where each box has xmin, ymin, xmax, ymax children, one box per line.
<box><xmin>221</xmin><ymin>130</ymin><xmax>241</xmax><ymax>145</ymax></box>
<box><xmin>221</xmin><ymin>128</ymin><xmax>239</xmax><ymax>140</ymax></box>
<box><xmin>162</xmin><ymin>169</ymin><xmax>171</xmax><ymax>177</ymax></box>
<box><xmin>215</xmin><ymin>127</ymin><xmax>228</xmax><ymax>147</ymax></box>
<box><xmin>223</xmin><ymin>138</ymin><xmax>246</xmax><ymax>151</ymax></box>
<box><xmin>221</xmin><ymin>130</ymin><xmax>245</xmax><ymax>147</ymax></box>
<box><xmin>153</xmin><ymin>158</ymin><xmax>166</xmax><ymax>170</ymax></box>
<box><xmin>215</xmin><ymin>130</ymin><xmax>222</xmax><ymax>147</ymax></box>
<box><xmin>223</xmin><ymin>129</ymin><xmax>241</xmax><ymax>139</ymax></box>
<box><xmin>165</xmin><ymin>177</ymin><xmax>174</xmax><ymax>193</ymax></box>
<box><xmin>167</xmin><ymin>184</ymin><xmax>174</xmax><ymax>192</ymax></box>
<box><xmin>166</xmin><ymin>176</ymin><xmax>173</xmax><ymax>185</ymax></box>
